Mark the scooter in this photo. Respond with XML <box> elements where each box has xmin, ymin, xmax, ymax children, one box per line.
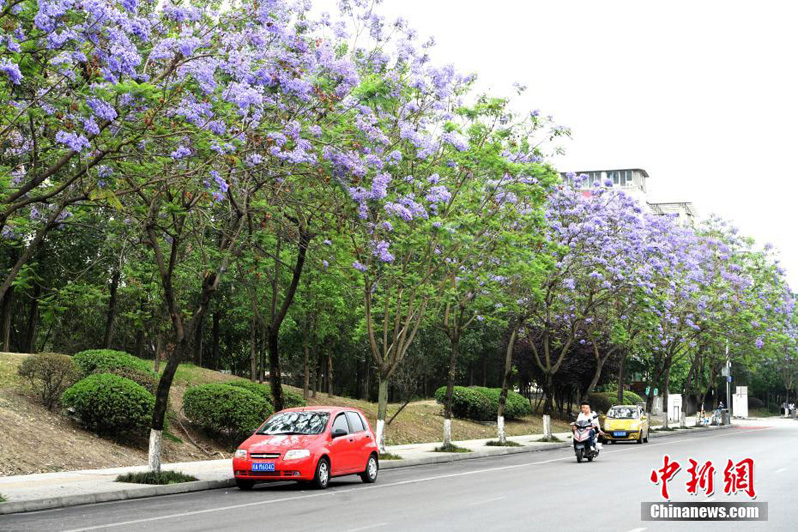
<box><xmin>571</xmin><ymin>419</ymin><xmax>601</xmax><ymax>463</ymax></box>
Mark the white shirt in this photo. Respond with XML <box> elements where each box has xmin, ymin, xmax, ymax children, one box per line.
<box><xmin>576</xmin><ymin>411</ymin><xmax>599</xmax><ymax>428</ymax></box>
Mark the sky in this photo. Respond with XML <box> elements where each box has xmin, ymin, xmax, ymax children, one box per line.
<box><xmin>317</xmin><ymin>0</ymin><xmax>798</xmax><ymax>287</ymax></box>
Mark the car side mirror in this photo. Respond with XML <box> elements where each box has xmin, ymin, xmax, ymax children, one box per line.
<box><xmin>331</xmin><ymin>428</ymin><xmax>347</xmax><ymax>439</ymax></box>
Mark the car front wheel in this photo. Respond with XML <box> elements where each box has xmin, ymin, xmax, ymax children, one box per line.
<box><xmin>360</xmin><ymin>455</ymin><xmax>378</xmax><ymax>483</ymax></box>
<box><xmin>312</xmin><ymin>457</ymin><xmax>330</xmax><ymax>489</ymax></box>
<box><xmin>236</xmin><ymin>479</ymin><xmax>255</xmax><ymax>491</ymax></box>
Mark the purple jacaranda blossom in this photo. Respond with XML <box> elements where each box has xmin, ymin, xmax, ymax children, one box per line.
<box><xmin>87</xmin><ymin>98</ymin><xmax>117</xmax><ymax>122</ymax></box>
<box><xmin>353</xmin><ymin>261</ymin><xmax>367</xmax><ymax>272</ymax></box>
<box><xmin>0</xmin><ymin>58</ymin><xmax>23</xmax><ymax>84</ymax></box>
<box><xmin>170</xmin><ymin>146</ymin><xmax>191</xmax><ymax>159</ymax></box>
<box><xmin>372</xmin><ymin>241</ymin><xmax>394</xmax><ymax>263</ymax></box>
<box><xmin>55</xmin><ymin>131</ymin><xmax>90</xmax><ymax>152</ymax></box>
<box><xmin>755</xmin><ymin>337</ymin><xmax>764</xmax><ymax>349</ymax></box>
<box><xmin>384</xmin><ymin>202</ymin><xmax>413</xmax><ymax>221</ymax></box>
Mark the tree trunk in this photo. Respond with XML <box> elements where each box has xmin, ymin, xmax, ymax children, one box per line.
<box><xmin>543</xmin><ymin>373</ymin><xmax>555</xmax><ymax>415</ymax></box>
<box><xmin>249</xmin><ymin>317</ymin><xmax>258</xmax><ymax>382</ymax></box>
<box><xmin>617</xmin><ymin>352</ymin><xmax>626</xmax><ymax>405</ymax></box>
<box><xmin>662</xmin><ymin>362</ymin><xmax>672</xmax><ymax>429</ymax></box>
<box><xmin>376</xmin><ymin>373</ymin><xmax>389</xmax><ymax>452</ymax></box>
<box><xmin>497</xmin><ymin>325</ymin><xmax>519</xmax><ymax>444</ymax></box>
<box><xmin>194</xmin><ymin>312</ymin><xmax>205</xmax><ymax>366</ymax></box>
<box><xmin>267</xmin><ymin>329</ymin><xmax>285</xmax><ymax>411</ymax></box>
<box><xmin>312</xmin><ymin>346</ymin><xmax>320</xmax><ymax>398</ymax></box>
<box><xmin>303</xmin><ymin>343</ymin><xmax>310</xmax><ymax>400</ymax></box>
<box><xmin>582</xmin><ymin>356</ymin><xmax>608</xmax><ymax>404</ymax></box>
<box><xmin>103</xmin><ymin>269</ymin><xmax>120</xmax><ymax>349</ymax></box>
<box><xmin>1</xmin><ymin>286</ymin><xmax>14</xmax><ymax>352</ymax></box>
<box><xmin>442</xmin><ymin>333</ymin><xmax>460</xmax><ymax>447</ymax></box>
<box><xmin>362</xmin><ymin>359</ymin><xmax>370</xmax><ymax>401</ymax></box>
<box><xmin>211</xmin><ymin>311</ymin><xmax>220</xmax><ymax>370</ymax></box>
<box><xmin>327</xmin><ymin>347</ymin><xmax>334</xmax><ymax>398</ymax></box>
<box><xmin>24</xmin><ymin>283</ymin><xmax>41</xmax><ymax>354</ymax></box>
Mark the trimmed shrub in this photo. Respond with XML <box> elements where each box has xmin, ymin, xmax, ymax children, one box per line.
<box><xmin>225</xmin><ymin>380</ymin><xmax>306</xmax><ymax>410</ymax></box>
<box><xmin>62</xmin><ymin>374</ymin><xmax>154</xmax><ymax>436</ymax></box>
<box><xmin>587</xmin><ymin>392</ymin><xmax>613</xmax><ymax>414</ymax></box>
<box><xmin>116</xmin><ymin>471</ymin><xmax>197</xmax><ymax>485</ymax></box>
<box><xmin>748</xmin><ymin>397</ymin><xmax>764</xmax><ymax>409</ymax></box>
<box><xmin>434</xmin><ymin>386</ymin><xmax>493</xmax><ymax>421</ymax></box>
<box><xmin>18</xmin><ymin>353</ymin><xmax>80</xmax><ymax>410</ymax></box>
<box><xmin>73</xmin><ymin>349</ymin><xmax>155</xmax><ymax>378</ymax></box>
<box><xmin>469</xmin><ymin>386</ymin><xmax>532</xmax><ymax>419</ymax></box>
<box><xmin>604</xmin><ymin>389</ymin><xmax>645</xmax><ymax>406</ymax></box>
<box><xmin>94</xmin><ymin>367</ymin><xmax>158</xmax><ymax>395</ymax></box>
<box><xmin>183</xmin><ymin>383</ymin><xmax>272</xmax><ymax>441</ymax></box>
<box><xmin>434</xmin><ymin>386</ymin><xmax>531</xmax><ymax>421</ymax></box>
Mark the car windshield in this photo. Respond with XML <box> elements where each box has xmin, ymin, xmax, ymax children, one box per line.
<box><xmin>257</xmin><ymin>411</ymin><xmax>330</xmax><ymax>435</ymax></box>
<box><xmin>607</xmin><ymin>407</ymin><xmax>639</xmax><ymax>419</ymax></box>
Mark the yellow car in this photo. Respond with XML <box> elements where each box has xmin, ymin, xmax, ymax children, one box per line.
<box><xmin>600</xmin><ymin>405</ymin><xmax>649</xmax><ymax>444</ymax></box>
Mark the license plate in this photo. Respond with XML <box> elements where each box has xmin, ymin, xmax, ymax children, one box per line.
<box><xmin>613</xmin><ymin>431</ymin><xmax>627</xmax><ymax>437</ymax></box>
<box><xmin>252</xmin><ymin>462</ymin><xmax>275</xmax><ymax>472</ymax></box>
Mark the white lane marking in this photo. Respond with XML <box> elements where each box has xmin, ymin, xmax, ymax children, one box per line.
<box><xmin>62</xmin><ymin>426</ymin><xmax>773</xmax><ymax>532</ymax></box>
<box><xmin>467</xmin><ymin>496</ymin><xmax>506</xmax><ymax>506</ymax></box>
<box><xmin>775</xmin><ymin>468</ymin><xmax>787</xmax><ymax>473</ymax></box>
<box><xmin>343</xmin><ymin>523</ymin><xmax>389</xmax><ymax>532</ymax></box>
<box><xmin>627</xmin><ymin>528</ymin><xmax>647</xmax><ymax>532</ymax></box>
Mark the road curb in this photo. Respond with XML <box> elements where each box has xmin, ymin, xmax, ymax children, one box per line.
<box><xmin>0</xmin><ymin>424</ymin><xmax>735</xmax><ymax>516</ymax></box>
<box><xmin>0</xmin><ymin>478</ymin><xmax>236</xmax><ymax>516</ymax></box>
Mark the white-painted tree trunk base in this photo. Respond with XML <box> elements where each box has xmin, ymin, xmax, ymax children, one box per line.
<box><xmin>376</xmin><ymin>419</ymin><xmax>386</xmax><ymax>453</ymax></box>
<box><xmin>148</xmin><ymin>429</ymin><xmax>163</xmax><ymax>473</ymax></box>
<box><xmin>543</xmin><ymin>414</ymin><xmax>552</xmax><ymax>439</ymax></box>
<box><xmin>443</xmin><ymin>418</ymin><xmax>452</xmax><ymax>447</ymax></box>
<box><xmin>497</xmin><ymin>415</ymin><xmax>506</xmax><ymax>444</ymax></box>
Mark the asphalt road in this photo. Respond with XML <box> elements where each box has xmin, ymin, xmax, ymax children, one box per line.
<box><xmin>2</xmin><ymin>418</ymin><xmax>796</xmax><ymax>532</ymax></box>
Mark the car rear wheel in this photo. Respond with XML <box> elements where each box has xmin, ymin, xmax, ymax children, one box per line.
<box><xmin>360</xmin><ymin>455</ymin><xmax>378</xmax><ymax>483</ymax></box>
<box><xmin>312</xmin><ymin>457</ymin><xmax>330</xmax><ymax>490</ymax></box>
<box><xmin>236</xmin><ymin>479</ymin><xmax>255</xmax><ymax>491</ymax></box>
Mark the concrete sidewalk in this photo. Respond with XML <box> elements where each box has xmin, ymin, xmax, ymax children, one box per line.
<box><xmin>0</xmin><ymin>419</ymin><xmax>733</xmax><ymax>515</ymax></box>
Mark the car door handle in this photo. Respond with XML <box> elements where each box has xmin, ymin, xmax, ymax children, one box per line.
<box><xmin>348</xmin><ymin>438</ymin><xmax>354</xmax><ymax>442</ymax></box>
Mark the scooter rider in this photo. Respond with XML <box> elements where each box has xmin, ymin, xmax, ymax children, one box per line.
<box><xmin>574</xmin><ymin>401</ymin><xmax>603</xmax><ymax>449</ymax></box>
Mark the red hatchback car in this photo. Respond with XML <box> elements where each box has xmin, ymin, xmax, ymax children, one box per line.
<box><xmin>233</xmin><ymin>407</ymin><xmax>379</xmax><ymax>490</ymax></box>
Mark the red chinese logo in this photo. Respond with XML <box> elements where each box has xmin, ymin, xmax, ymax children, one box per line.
<box><xmin>649</xmin><ymin>455</ymin><xmax>681</xmax><ymax>500</ymax></box>
<box><xmin>723</xmin><ymin>458</ymin><xmax>756</xmax><ymax>498</ymax></box>
<box><xmin>686</xmin><ymin>458</ymin><xmax>715</xmax><ymax>496</ymax></box>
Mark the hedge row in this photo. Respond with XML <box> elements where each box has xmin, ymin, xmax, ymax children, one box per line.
<box><xmin>434</xmin><ymin>386</ymin><xmax>532</xmax><ymax>421</ymax></box>
<box><xmin>183</xmin><ymin>383</ymin><xmax>272</xmax><ymax>441</ymax></box>
<box><xmin>61</xmin><ymin>373</ymin><xmax>154</xmax><ymax>436</ymax></box>
<box><xmin>226</xmin><ymin>380</ymin><xmax>306</xmax><ymax>408</ymax></box>
<box><xmin>72</xmin><ymin>349</ymin><xmax>156</xmax><ymax>378</ymax></box>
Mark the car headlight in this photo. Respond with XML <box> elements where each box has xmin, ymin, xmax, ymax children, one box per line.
<box><xmin>283</xmin><ymin>449</ymin><xmax>311</xmax><ymax>460</ymax></box>
<box><xmin>234</xmin><ymin>449</ymin><xmax>247</xmax><ymax>459</ymax></box>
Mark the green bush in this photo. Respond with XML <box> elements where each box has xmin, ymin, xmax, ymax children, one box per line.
<box><xmin>434</xmin><ymin>386</ymin><xmax>530</xmax><ymax>421</ymax></box>
<box><xmin>469</xmin><ymin>386</ymin><xmax>532</xmax><ymax>419</ymax></box>
<box><xmin>183</xmin><ymin>383</ymin><xmax>272</xmax><ymax>441</ymax></box>
<box><xmin>434</xmin><ymin>386</ymin><xmax>493</xmax><ymax>421</ymax></box>
<box><xmin>18</xmin><ymin>353</ymin><xmax>79</xmax><ymax>410</ymax></box>
<box><xmin>748</xmin><ymin>397</ymin><xmax>764</xmax><ymax>409</ymax></box>
<box><xmin>73</xmin><ymin>349</ymin><xmax>155</xmax><ymax>378</ymax></box>
<box><xmin>62</xmin><ymin>374</ymin><xmax>154</xmax><ymax>437</ymax></box>
<box><xmin>94</xmin><ymin>367</ymin><xmax>158</xmax><ymax>395</ymax></box>
<box><xmin>116</xmin><ymin>471</ymin><xmax>197</xmax><ymax>485</ymax></box>
<box><xmin>587</xmin><ymin>392</ymin><xmax>613</xmax><ymax>414</ymax></box>
<box><xmin>225</xmin><ymin>380</ymin><xmax>306</xmax><ymax>409</ymax></box>
<box><xmin>604</xmin><ymin>389</ymin><xmax>644</xmax><ymax>406</ymax></box>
